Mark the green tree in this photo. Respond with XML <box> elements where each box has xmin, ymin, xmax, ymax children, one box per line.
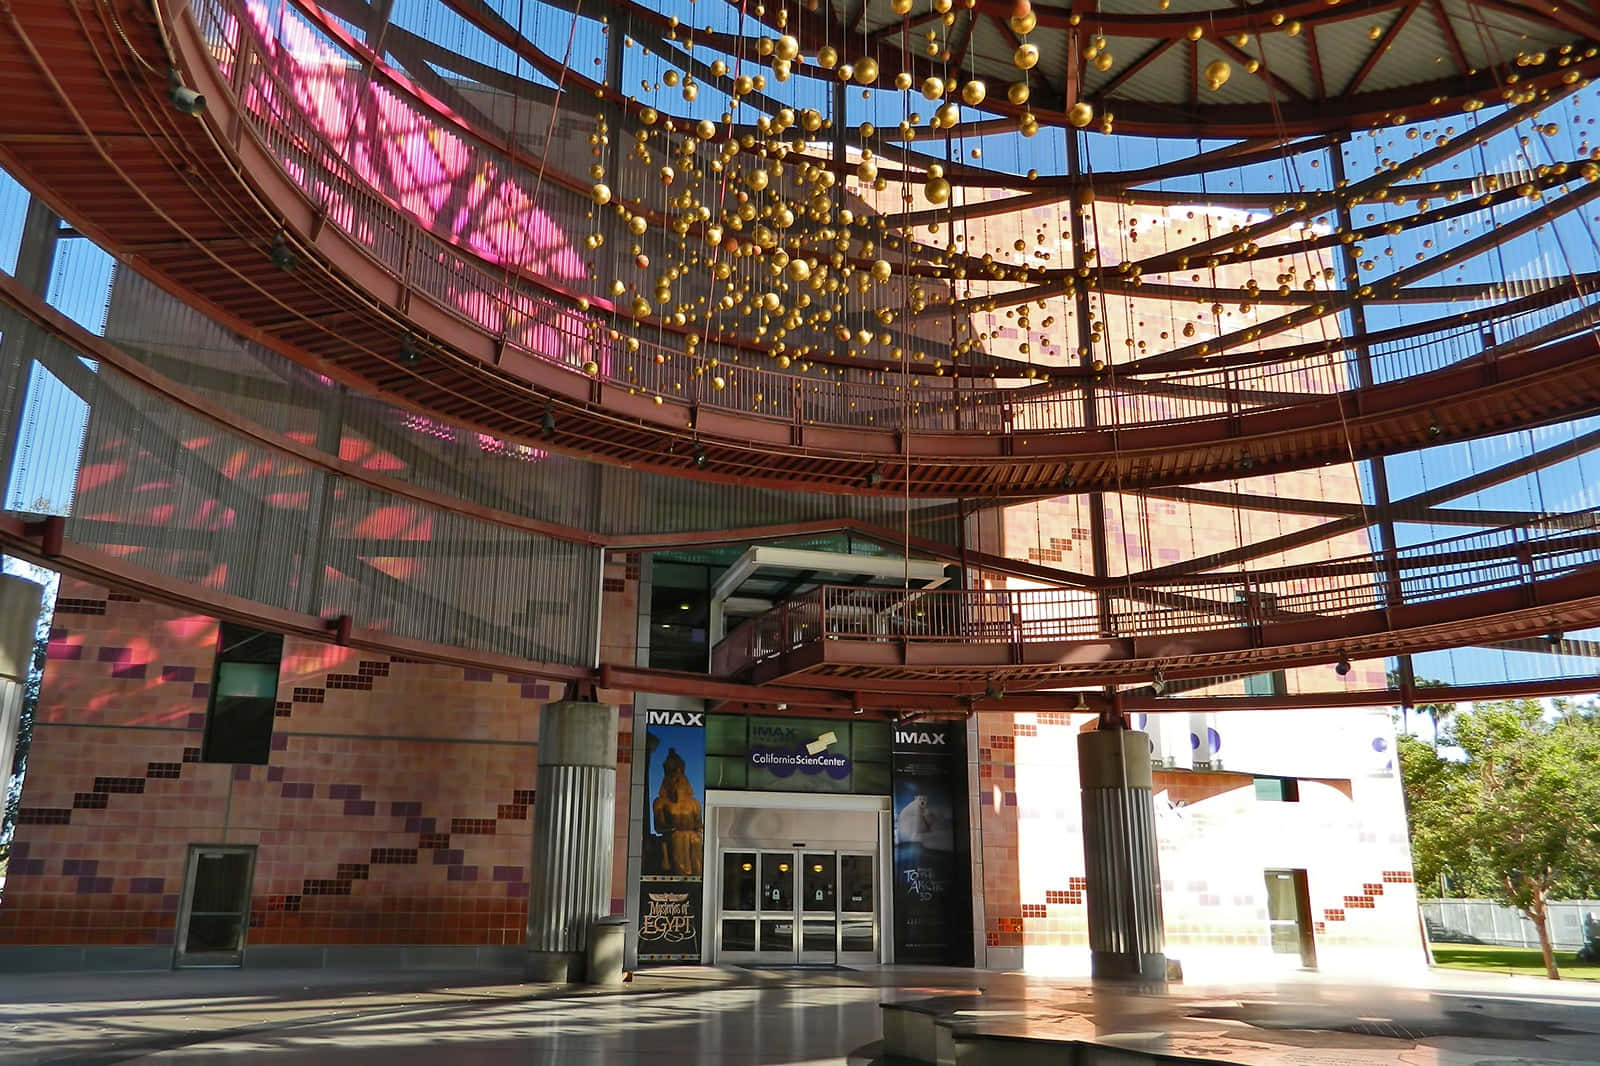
<box><xmin>1400</xmin><ymin>699</ymin><xmax>1600</xmax><ymax>979</ymax></box>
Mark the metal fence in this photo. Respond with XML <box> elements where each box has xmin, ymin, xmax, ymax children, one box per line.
<box><xmin>1421</xmin><ymin>898</ymin><xmax>1600</xmax><ymax>951</ymax></box>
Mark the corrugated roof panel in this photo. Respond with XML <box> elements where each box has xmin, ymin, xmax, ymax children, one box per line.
<box><xmin>1192</xmin><ymin>41</ymin><xmax>1273</xmax><ymax>108</ymax></box>
<box><xmin>1081</xmin><ymin>35</ymin><xmax>1167</xmax><ymax>97</ymax></box>
<box><xmin>1310</xmin><ymin>17</ymin><xmax>1392</xmax><ymax>100</ymax></box>
<box><xmin>1256</xmin><ymin>31</ymin><xmax>1317</xmax><ymax>101</ymax></box>
<box><xmin>1360</xmin><ymin>15</ymin><xmax>1454</xmax><ymax>95</ymax></box>
<box><xmin>1104</xmin><ymin>39</ymin><xmax>1191</xmax><ymax>105</ymax></box>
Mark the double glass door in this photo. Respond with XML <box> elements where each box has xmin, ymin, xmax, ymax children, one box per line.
<box><xmin>717</xmin><ymin>849</ymin><xmax>877</xmax><ymax>964</ymax></box>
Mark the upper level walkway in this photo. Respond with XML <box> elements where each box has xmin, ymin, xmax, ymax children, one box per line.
<box><xmin>2</xmin><ymin>0</ymin><xmax>1598</xmax><ymax>495</ymax></box>
<box><xmin>713</xmin><ymin>512</ymin><xmax>1600</xmax><ymax>691</ymax></box>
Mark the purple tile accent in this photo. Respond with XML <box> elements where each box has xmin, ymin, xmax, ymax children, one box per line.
<box><xmin>186</xmin><ymin>713</ymin><xmax>207</xmax><ymax>730</ymax></box>
<box><xmin>343</xmin><ymin>799</ymin><xmax>376</xmax><ymax>816</ymax></box>
<box><xmin>154</xmin><ymin>928</ymin><xmax>175</xmax><ymax>946</ymax></box>
<box><xmin>611</xmin><ymin>897</ymin><xmax>626</xmax><ymax>915</ymax></box>
<box><xmin>161</xmin><ymin>665</ymin><xmax>197</xmax><ymax>683</ymax></box>
<box><xmin>46</xmin><ymin>642</ymin><xmax>83</xmax><ymax>661</ymax></box>
<box><xmin>520</xmin><ymin>684</ymin><xmax>544</xmax><ymax>699</ymax></box>
<box><xmin>391</xmin><ymin>801</ymin><xmax>422</xmax><ymax>818</ymax></box>
<box><xmin>191</xmin><ymin>683</ymin><xmax>211</xmax><ymax>699</ymax></box>
<box><xmin>97</xmin><ymin>646</ymin><xmax>133</xmax><ymax>663</ymax></box>
<box><xmin>1004</xmin><ymin>792</ymin><xmax>1018</xmax><ymax>807</ymax></box>
<box><xmin>267</xmin><ymin>766</ymin><xmax>285</xmax><ymax>782</ymax></box>
<box><xmin>432</xmin><ymin>848</ymin><xmax>464</xmax><ymax>865</ymax></box>
<box><xmin>76</xmin><ymin>876</ymin><xmax>113</xmax><ymax>894</ymax></box>
<box><xmin>130</xmin><ymin>877</ymin><xmax>165</xmax><ymax>894</ymax></box>
<box><xmin>419</xmin><ymin>817</ymin><xmax>436</xmax><ymax>833</ymax></box>
<box><xmin>10</xmin><ymin>859</ymin><xmax>44</xmax><ymax>876</ymax></box>
<box><xmin>327</xmin><ymin>784</ymin><xmax>362</xmax><ymax>800</ymax></box>
<box><xmin>160</xmin><ymin>894</ymin><xmax>181</xmax><ymax>913</ymax></box>
<box><xmin>270</xmin><ymin>735</ymin><xmax>288</xmax><ymax>751</ymax></box>
<box><xmin>11</xmin><ymin>842</ymin><xmax>28</xmax><ymax>860</ymax></box>
<box><xmin>446</xmin><ymin>865</ymin><xmax>479</xmax><ymax>882</ymax></box>
<box><xmin>49</xmin><ymin>627</ymin><xmax>66</xmax><ymax>639</ymax></box>
<box><xmin>232</xmin><ymin>765</ymin><xmax>252</xmax><ymax>781</ymax></box>
<box><xmin>506</xmin><ymin>882</ymin><xmax>529</xmax><ymax>899</ymax></box>
<box><xmin>463</xmin><ymin>668</ymin><xmax>493</xmax><ymax>682</ymax></box>
<box><xmin>403</xmin><ymin>817</ymin><xmax>421</xmax><ymax>833</ymax></box>
<box><xmin>111</xmin><ymin>663</ymin><xmax>148</xmax><ymax>680</ymax></box>
<box><xmin>491</xmin><ymin>865</ymin><xmax>523</xmax><ymax>882</ymax></box>
<box><xmin>281</xmin><ymin>782</ymin><xmax>314</xmax><ymax>799</ymax></box>
<box><xmin>62</xmin><ymin>859</ymin><xmax>99</xmax><ymax>876</ymax></box>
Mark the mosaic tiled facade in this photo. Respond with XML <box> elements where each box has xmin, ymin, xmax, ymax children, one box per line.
<box><xmin>0</xmin><ymin>576</ymin><xmax>637</xmax><ymax>956</ymax></box>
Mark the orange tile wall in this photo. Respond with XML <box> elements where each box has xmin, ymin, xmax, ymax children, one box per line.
<box><xmin>0</xmin><ymin>577</ymin><xmax>638</xmax><ymax>953</ymax></box>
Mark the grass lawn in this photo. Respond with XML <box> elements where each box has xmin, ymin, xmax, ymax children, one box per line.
<box><xmin>1431</xmin><ymin>942</ymin><xmax>1600</xmax><ymax>980</ymax></box>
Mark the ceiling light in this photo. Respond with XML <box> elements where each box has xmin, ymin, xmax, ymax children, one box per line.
<box><xmin>399</xmin><ymin>333</ymin><xmax>420</xmax><ymax>363</ymax></box>
<box><xmin>167</xmin><ymin>71</ymin><xmax>205</xmax><ymax>116</ymax></box>
<box><xmin>693</xmin><ymin>444</ymin><xmax>707</xmax><ymax>469</ymax></box>
<box><xmin>541</xmin><ymin>406</ymin><xmax>556</xmax><ymax>438</ymax></box>
<box><xmin>1546</xmin><ymin>627</ymin><xmax>1564</xmax><ymax>647</ymax></box>
<box><xmin>269</xmin><ymin>232</ymin><xmax>296</xmax><ymax>272</ymax></box>
<box><xmin>865</xmin><ymin>466</ymin><xmax>883</xmax><ymax>487</ymax></box>
<box><xmin>1335</xmin><ymin>654</ymin><xmax>1351</xmax><ymax>676</ymax></box>
<box><xmin>1151</xmin><ymin>669</ymin><xmax>1167</xmax><ymax>696</ymax></box>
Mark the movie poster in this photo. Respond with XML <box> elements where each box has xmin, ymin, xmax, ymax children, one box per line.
<box><xmin>891</xmin><ymin>721</ymin><xmax>973</xmax><ymax>965</ymax></box>
<box><xmin>637</xmin><ymin>709</ymin><xmax>706</xmax><ymax>963</ymax></box>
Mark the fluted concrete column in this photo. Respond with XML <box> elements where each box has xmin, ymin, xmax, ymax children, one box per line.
<box><xmin>526</xmin><ymin>700</ymin><xmax>618</xmax><ymax>982</ymax></box>
<box><xmin>1078</xmin><ymin>728</ymin><xmax>1166</xmax><ymax>981</ymax></box>
<box><xmin>0</xmin><ymin>576</ymin><xmax>43</xmax><ymax>800</ymax></box>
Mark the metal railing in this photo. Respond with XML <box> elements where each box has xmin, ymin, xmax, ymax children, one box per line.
<box><xmin>186</xmin><ymin>0</ymin><xmax>1600</xmax><ymax>442</ymax></box>
<box><xmin>713</xmin><ymin>511</ymin><xmax>1600</xmax><ymax>675</ymax></box>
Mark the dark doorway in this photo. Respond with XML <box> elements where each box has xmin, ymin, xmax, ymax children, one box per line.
<box><xmin>175</xmin><ymin>845</ymin><xmax>256</xmax><ymax>967</ymax></box>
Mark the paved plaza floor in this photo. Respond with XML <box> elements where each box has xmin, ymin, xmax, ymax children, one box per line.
<box><xmin>1</xmin><ymin>963</ymin><xmax>1598</xmax><ymax>1065</ymax></box>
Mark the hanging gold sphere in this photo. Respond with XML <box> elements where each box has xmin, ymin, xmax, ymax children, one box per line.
<box><xmin>628</xmin><ymin>215</ymin><xmax>648</xmax><ymax>236</ymax></box>
<box><xmin>937</xmin><ymin>102</ymin><xmax>959</xmax><ymax>128</ymax></box>
<box><xmin>922</xmin><ymin>76</ymin><xmax>946</xmax><ymax>100</ymax></box>
<box><xmin>871</xmin><ymin>259</ymin><xmax>893</xmax><ymax>281</ymax></box>
<box><xmin>925</xmin><ymin>175</ymin><xmax>952</xmax><ymax>203</ymax></box>
<box><xmin>696</xmin><ymin>118</ymin><xmax>716</xmax><ymax>140</ymax></box>
<box><xmin>746</xmin><ymin>169</ymin><xmax>769</xmax><ymax>190</ymax></box>
<box><xmin>1013</xmin><ymin>43</ymin><xmax>1040</xmax><ymax>70</ymax></box>
<box><xmin>777</xmin><ymin>354</ymin><xmax>792</xmax><ymax>369</ymax></box>
<box><xmin>712</xmin><ymin>375</ymin><xmax>726</xmax><ymax>391</ymax></box>
<box><xmin>1093</xmin><ymin>51</ymin><xmax>1114</xmax><ymax>72</ymax></box>
<box><xmin>788</xmin><ymin>259</ymin><xmax>811</xmax><ymax>282</ymax></box>
<box><xmin>854</xmin><ymin>57</ymin><xmax>879</xmax><ymax>84</ymax></box>
<box><xmin>891</xmin><ymin>0</ymin><xmax>913</xmax><ymax>13</ymax></box>
<box><xmin>961</xmin><ymin>79</ymin><xmax>987</xmax><ymax>105</ymax></box>
<box><xmin>1007</xmin><ymin>81</ymin><xmax>1030</xmax><ymax>105</ymax></box>
<box><xmin>583</xmin><ymin>360</ymin><xmax>599</xmax><ymax>375</ymax></box>
<box><xmin>895</xmin><ymin>71</ymin><xmax>914</xmax><ymax>90</ymax></box>
<box><xmin>818</xmin><ymin>44</ymin><xmax>839</xmax><ymax>68</ymax></box>
<box><xmin>590</xmin><ymin>182</ymin><xmax>612</xmax><ymax>205</ymax></box>
<box><xmin>1067</xmin><ymin>101</ymin><xmax>1094</xmax><ymax>128</ymax></box>
<box><xmin>775</xmin><ymin>34</ymin><xmax>800</xmax><ymax>61</ymax></box>
<box><xmin>640</xmin><ymin>107</ymin><xmax>658</xmax><ymax>125</ymax></box>
<box><xmin>1009</xmin><ymin>10</ymin><xmax>1037</xmax><ymax>34</ymax></box>
<box><xmin>1203</xmin><ymin>59</ymin><xmax>1231</xmax><ymax>90</ymax></box>
<box><xmin>857</xmin><ymin>157</ymin><xmax>878</xmax><ymax>182</ymax></box>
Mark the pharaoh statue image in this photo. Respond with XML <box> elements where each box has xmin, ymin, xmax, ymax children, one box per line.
<box><xmin>652</xmin><ymin>748</ymin><xmax>704</xmax><ymax>877</ymax></box>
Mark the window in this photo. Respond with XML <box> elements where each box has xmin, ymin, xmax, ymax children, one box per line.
<box><xmin>1243</xmin><ymin>670</ymin><xmax>1287</xmax><ymax>697</ymax></box>
<box><xmin>201</xmin><ymin>623</ymin><xmax>283</xmax><ymax>764</ymax></box>
<box><xmin>1253</xmin><ymin>776</ymin><xmax>1300</xmax><ymax>802</ymax></box>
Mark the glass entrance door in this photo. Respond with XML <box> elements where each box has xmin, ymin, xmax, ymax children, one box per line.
<box><xmin>716</xmin><ymin>847</ymin><xmax>878</xmax><ymax>965</ymax></box>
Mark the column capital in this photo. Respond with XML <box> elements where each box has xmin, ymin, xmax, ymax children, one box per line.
<box><xmin>1077</xmin><ymin>727</ymin><xmax>1153</xmax><ymax>791</ymax></box>
<box><xmin>538</xmin><ymin>700</ymin><xmax>617</xmax><ymax>768</ymax></box>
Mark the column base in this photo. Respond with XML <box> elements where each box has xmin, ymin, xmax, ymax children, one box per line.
<box><xmin>525</xmin><ymin>950</ymin><xmax>584</xmax><ymax>983</ymax></box>
<box><xmin>1090</xmin><ymin>949</ymin><xmax>1167</xmax><ymax>983</ymax></box>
